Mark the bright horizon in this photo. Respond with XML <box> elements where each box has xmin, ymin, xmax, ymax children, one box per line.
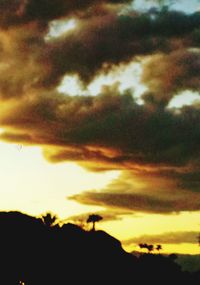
<box><xmin>0</xmin><ymin>140</ymin><xmax>199</xmax><ymax>254</ymax></box>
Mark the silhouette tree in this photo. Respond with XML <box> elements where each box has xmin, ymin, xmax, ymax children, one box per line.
<box><xmin>138</xmin><ymin>243</ymin><xmax>154</xmax><ymax>253</ymax></box>
<box><xmin>147</xmin><ymin>244</ymin><xmax>154</xmax><ymax>253</ymax></box>
<box><xmin>41</xmin><ymin>212</ymin><xmax>58</xmax><ymax>228</ymax></box>
<box><xmin>87</xmin><ymin>214</ymin><xmax>103</xmax><ymax>231</ymax></box>
<box><xmin>156</xmin><ymin>244</ymin><xmax>162</xmax><ymax>254</ymax></box>
<box><xmin>139</xmin><ymin>243</ymin><xmax>147</xmax><ymax>252</ymax></box>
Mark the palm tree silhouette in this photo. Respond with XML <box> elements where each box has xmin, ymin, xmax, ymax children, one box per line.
<box><xmin>147</xmin><ymin>244</ymin><xmax>154</xmax><ymax>253</ymax></box>
<box><xmin>41</xmin><ymin>212</ymin><xmax>58</xmax><ymax>228</ymax></box>
<box><xmin>87</xmin><ymin>214</ymin><xmax>103</xmax><ymax>231</ymax></box>
<box><xmin>156</xmin><ymin>244</ymin><xmax>162</xmax><ymax>254</ymax></box>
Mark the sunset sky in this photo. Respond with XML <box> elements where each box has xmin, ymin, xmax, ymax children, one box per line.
<box><xmin>0</xmin><ymin>0</ymin><xmax>200</xmax><ymax>255</ymax></box>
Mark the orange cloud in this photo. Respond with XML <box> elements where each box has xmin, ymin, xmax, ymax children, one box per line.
<box><xmin>69</xmin><ymin>169</ymin><xmax>200</xmax><ymax>214</ymax></box>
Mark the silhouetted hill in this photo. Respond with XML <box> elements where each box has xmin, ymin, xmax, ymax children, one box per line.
<box><xmin>176</xmin><ymin>254</ymin><xmax>200</xmax><ymax>272</ymax></box>
<box><xmin>0</xmin><ymin>211</ymin><xmax>199</xmax><ymax>284</ymax></box>
<box><xmin>131</xmin><ymin>250</ymin><xmax>200</xmax><ymax>272</ymax></box>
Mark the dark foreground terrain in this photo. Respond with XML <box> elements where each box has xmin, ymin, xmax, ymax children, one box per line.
<box><xmin>0</xmin><ymin>211</ymin><xmax>199</xmax><ymax>284</ymax></box>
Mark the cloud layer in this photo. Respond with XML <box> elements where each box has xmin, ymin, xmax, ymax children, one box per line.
<box><xmin>69</xmin><ymin>169</ymin><xmax>200</xmax><ymax>214</ymax></box>
<box><xmin>1</xmin><ymin>1</ymin><xmax>200</xmax><ymax>216</ymax></box>
<box><xmin>124</xmin><ymin>231</ymin><xmax>200</xmax><ymax>245</ymax></box>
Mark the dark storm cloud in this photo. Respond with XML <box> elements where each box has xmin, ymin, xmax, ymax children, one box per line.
<box><xmin>42</xmin><ymin>9</ymin><xmax>200</xmax><ymax>86</ymax></box>
<box><xmin>1</xmin><ymin>90</ymin><xmax>200</xmax><ymax>169</ymax></box>
<box><xmin>0</xmin><ymin>6</ymin><xmax>200</xmax><ymax>96</ymax></box>
<box><xmin>0</xmin><ymin>1</ymin><xmax>136</xmax><ymax>97</ymax></box>
<box><xmin>143</xmin><ymin>165</ymin><xmax>200</xmax><ymax>193</ymax></box>
<box><xmin>42</xmin><ymin>102</ymin><xmax>200</xmax><ymax>168</ymax></box>
<box><xmin>141</xmin><ymin>49</ymin><xmax>200</xmax><ymax>107</ymax></box>
<box><xmin>124</xmin><ymin>231</ymin><xmax>200</xmax><ymax>245</ymax></box>
<box><xmin>1</xmin><ymin>1</ymin><xmax>200</xmax><ymax>216</ymax></box>
<box><xmin>0</xmin><ymin>0</ymin><xmax>131</xmax><ymax>28</ymax></box>
<box><xmin>69</xmin><ymin>188</ymin><xmax>200</xmax><ymax>213</ymax></box>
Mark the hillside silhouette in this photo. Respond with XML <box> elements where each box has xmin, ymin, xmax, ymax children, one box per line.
<box><xmin>0</xmin><ymin>211</ymin><xmax>199</xmax><ymax>284</ymax></box>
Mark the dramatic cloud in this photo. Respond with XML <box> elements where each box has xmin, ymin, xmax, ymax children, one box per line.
<box><xmin>1</xmin><ymin>1</ymin><xmax>200</xmax><ymax>216</ymax></box>
<box><xmin>0</xmin><ymin>0</ymin><xmax>131</xmax><ymax>28</ymax></box>
<box><xmin>0</xmin><ymin>1</ymin><xmax>134</xmax><ymax>98</ymax></box>
<box><xmin>0</xmin><ymin>90</ymin><xmax>200</xmax><ymax>168</ymax></box>
<box><xmin>1</xmin><ymin>89</ymin><xmax>200</xmax><ymax>169</ymax></box>
<box><xmin>69</xmin><ymin>170</ymin><xmax>200</xmax><ymax>214</ymax></box>
<box><xmin>1</xmin><ymin>88</ymin><xmax>200</xmax><ymax>216</ymax></box>
<box><xmin>124</xmin><ymin>231</ymin><xmax>200</xmax><ymax>245</ymax></box>
<box><xmin>142</xmin><ymin>49</ymin><xmax>200</xmax><ymax>107</ymax></box>
<box><xmin>42</xmin><ymin>9</ymin><xmax>200</xmax><ymax>85</ymax></box>
<box><xmin>1</xmin><ymin>6</ymin><xmax>200</xmax><ymax>96</ymax></box>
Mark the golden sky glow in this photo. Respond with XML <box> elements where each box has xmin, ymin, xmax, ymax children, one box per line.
<box><xmin>0</xmin><ymin>138</ymin><xmax>200</xmax><ymax>254</ymax></box>
<box><xmin>1</xmin><ymin>0</ymin><xmax>200</xmax><ymax>256</ymax></box>
<box><xmin>0</xmin><ymin>141</ymin><xmax>119</xmax><ymax>218</ymax></box>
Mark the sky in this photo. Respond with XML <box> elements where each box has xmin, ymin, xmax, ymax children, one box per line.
<box><xmin>0</xmin><ymin>0</ymin><xmax>200</xmax><ymax>255</ymax></box>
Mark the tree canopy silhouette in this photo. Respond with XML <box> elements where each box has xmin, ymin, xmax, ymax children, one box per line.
<box><xmin>139</xmin><ymin>243</ymin><xmax>154</xmax><ymax>253</ymax></box>
<box><xmin>156</xmin><ymin>244</ymin><xmax>162</xmax><ymax>253</ymax></box>
<box><xmin>87</xmin><ymin>214</ymin><xmax>103</xmax><ymax>231</ymax></box>
<box><xmin>41</xmin><ymin>212</ymin><xmax>58</xmax><ymax>228</ymax></box>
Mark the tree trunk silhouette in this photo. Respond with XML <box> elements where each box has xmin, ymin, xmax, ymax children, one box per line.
<box><xmin>92</xmin><ymin>221</ymin><xmax>95</xmax><ymax>231</ymax></box>
<box><xmin>87</xmin><ymin>214</ymin><xmax>103</xmax><ymax>231</ymax></box>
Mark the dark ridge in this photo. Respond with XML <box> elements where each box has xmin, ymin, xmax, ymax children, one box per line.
<box><xmin>0</xmin><ymin>211</ymin><xmax>199</xmax><ymax>284</ymax></box>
